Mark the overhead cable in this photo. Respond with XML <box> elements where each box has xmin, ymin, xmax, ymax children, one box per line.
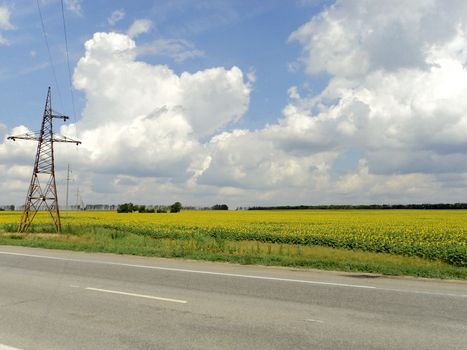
<box><xmin>60</xmin><ymin>0</ymin><xmax>78</xmax><ymax>122</ymax></box>
<box><xmin>36</xmin><ymin>0</ymin><xmax>64</xmax><ymax>110</ymax></box>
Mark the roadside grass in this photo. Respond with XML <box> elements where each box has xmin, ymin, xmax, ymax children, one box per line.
<box><xmin>1</xmin><ymin>224</ymin><xmax>466</xmax><ymax>280</ymax></box>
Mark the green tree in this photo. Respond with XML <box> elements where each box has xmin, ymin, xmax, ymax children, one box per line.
<box><xmin>117</xmin><ymin>203</ymin><xmax>135</xmax><ymax>213</ymax></box>
<box><xmin>170</xmin><ymin>201</ymin><xmax>182</xmax><ymax>213</ymax></box>
<box><xmin>212</xmin><ymin>204</ymin><xmax>228</xmax><ymax>210</ymax></box>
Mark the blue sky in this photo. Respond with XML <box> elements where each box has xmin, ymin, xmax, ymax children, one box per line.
<box><xmin>1</xmin><ymin>0</ymin><xmax>467</xmax><ymax>207</ymax></box>
<box><xmin>1</xmin><ymin>0</ymin><xmax>329</xmax><ymax>131</ymax></box>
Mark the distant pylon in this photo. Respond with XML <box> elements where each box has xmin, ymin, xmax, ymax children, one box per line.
<box><xmin>7</xmin><ymin>87</ymin><xmax>81</xmax><ymax>233</ymax></box>
<box><xmin>65</xmin><ymin>163</ymin><xmax>72</xmax><ymax>210</ymax></box>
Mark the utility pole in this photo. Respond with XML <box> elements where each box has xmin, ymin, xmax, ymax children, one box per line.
<box><xmin>7</xmin><ymin>87</ymin><xmax>81</xmax><ymax>233</ymax></box>
<box><xmin>76</xmin><ymin>185</ymin><xmax>80</xmax><ymax>209</ymax></box>
<box><xmin>75</xmin><ymin>185</ymin><xmax>85</xmax><ymax>210</ymax></box>
<box><xmin>65</xmin><ymin>164</ymin><xmax>72</xmax><ymax>210</ymax></box>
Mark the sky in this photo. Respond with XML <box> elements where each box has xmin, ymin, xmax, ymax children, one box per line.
<box><xmin>1</xmin><ymin>0</ymin><xmax>467</xmax><ymax>207</ymax></box>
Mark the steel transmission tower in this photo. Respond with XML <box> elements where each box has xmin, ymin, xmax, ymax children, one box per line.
<box><xmin>7</xmin><ymin>87</ymin><xmax>81</xmax><ymax>233</ymax></box>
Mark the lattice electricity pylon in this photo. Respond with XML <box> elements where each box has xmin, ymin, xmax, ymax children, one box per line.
<box><xmin>7</xmin><ymin>87</ymin><xmax>81</xmax><ymax>233</ymax></box>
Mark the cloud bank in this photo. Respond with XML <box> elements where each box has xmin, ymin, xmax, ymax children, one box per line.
<box><xmin>2</xmin><ymin>0</ymin><xmax>467</xmax><ymax>206</ymax></box>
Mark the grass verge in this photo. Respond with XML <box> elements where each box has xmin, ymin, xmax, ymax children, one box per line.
<box><xmin>1</xmin><ymin>225</ymin><xmax>466</xmax><ymax>280</ymax></box>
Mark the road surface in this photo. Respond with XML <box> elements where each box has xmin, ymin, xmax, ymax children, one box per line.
<box><xmin>0</xmin><ymin>245</ymin><xmax>466</xmax><ymax>349</ymax></box>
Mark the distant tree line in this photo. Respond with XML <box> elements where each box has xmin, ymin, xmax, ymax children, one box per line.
<box><xmin>212</xmin><ymin>204</ymin><xmax>229</xmax><ymax>210</ymax></box>
<box><xmin>116</xmin><ymin>202</ymin><xmax>233</xmax><ymax>213</ymax></box>
<box><xmin>0</xmin><ymin>205</ymin><xmax>15</xmax><ymax>211</ymax></box>
<box><xmin>117</xmin><ymin>202</ymin><xmax>182</xmax><ymax>213</ymax></box>
<box><xmin>248</xmin><ymin>203</ymin><xmax>467</xmax><ymax>210</ymax></box>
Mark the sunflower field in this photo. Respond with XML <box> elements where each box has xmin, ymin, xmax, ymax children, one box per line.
<box><xmin>1</xmin><ymin>209</ymin><xmax>466</xmax><ymax>267</ymax></box>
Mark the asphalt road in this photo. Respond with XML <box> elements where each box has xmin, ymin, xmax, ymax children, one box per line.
<box><xmin>0</xmin><ymin>246</ymin><xmax>466</xmax><ymax>350</ymax></box>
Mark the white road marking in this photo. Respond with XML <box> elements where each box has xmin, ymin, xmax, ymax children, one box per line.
<box><xmin>0</xmin><ymin>344</ymin><xmax>23</xmax><ymax>350</ymax></box>
<box><xmin>1</xmin><ymin>250</ymin><xmax>467</xmax><ymax>298</ymax></box>
<box><xmin>375</xmin><ymin>288</ymin><xmax>467</xmax><ymax>299</ymax></box>
<box><xmin>305</xmin><ymin>318</ymin><xmax>324</xmax><ymax>323</ymax></box>
<box><xmin>85</xmin><ymin>287</ymin><xmax>187</xmax><ymax>304</ymax></box>
<box><xmin>0</xmin><ymin>251</ymin><xmax>374</xmax><ymax>289</ymax></box>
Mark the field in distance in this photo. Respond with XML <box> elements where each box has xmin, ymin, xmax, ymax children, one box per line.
<box><xmin>1</xmin><ymin>209</ymin><xmax>466</xmax><ymax>279</ymax></box>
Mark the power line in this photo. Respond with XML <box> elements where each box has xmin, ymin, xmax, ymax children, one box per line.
<box><xmin>36</xmin><ymin>0</ymin><xmax>64</xmax><ymax>110</ymax></box>
<box><xmin>60</xmin><ymin>0</ymin><xmax>77</xmax><ymax>122</ymax></box>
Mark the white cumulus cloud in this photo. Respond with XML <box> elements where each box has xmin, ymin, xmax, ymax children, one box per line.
<box><xmin>59</xmin><ymin>32</ymin><xmax>250</xmax><ymax>184</ymax></box>
<box><xmin>242</xmin><ymin>0</ymin><xmax>467</xmax><ymax>203</ymax></box>
<box><xmin>290</xmin><ymin>0</ymin><xmax>467</xmax><ymax>77</ymax></box>
<box><xmin>0</xmin><ymin>30</ymin><xmax>251</xmax><ymax>204</ymax></box>
<box><xmin>196</xmin><ymin>0</ymin><xmax>467</xmax><ymax>204</ymax></box>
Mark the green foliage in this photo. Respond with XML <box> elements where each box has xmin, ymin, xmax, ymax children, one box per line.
<box><xmin>212</xmin><ymin>204</ymin><xmax>229</xmax><ymax>210</ymax></box>
<box><xmin>117</xmin><ymin>203</ymin><xmax>135</xmax><ymax>213</ymax></box>
<box><xmin>117</xmin><ymin>203</ymin><xmax>165</xmax><ymax>213</ymax></box>
<box><xmin>0</xmin><ymin>229</ymin><xmax>465</xmax><ymax>279</ymax></box>
<box><xmin>170</xmin><ymin>202</ymin><xmax>182</xmax><ymax>213</ymax></box>
<box><xmin>0</xmin><ymin>205</ymin><xmax>15</xmax><ymax>211</ymax></box>
<box><xmin>97</xmin><ymin>221</ymin><xmax>467</xmax><ymax>268</ymax></box>
<box><xmin>3</xmin><ymin>223</ymin><xmax>17</xmax><ymax>232</ymax></box>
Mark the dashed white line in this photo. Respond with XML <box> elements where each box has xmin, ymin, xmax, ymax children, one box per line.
<box><xmin>0</xmin><ymin>344</ymin><xmax>23</xmax><ymax>350</ymax></box>
<box><xmin>85</xmin><ymin>287</ymin><xmax>188</xmax><ymax>304</ymax></box>
<box><xmin>305</xmin><ymin>318</ymin><xmax>324</xmax><ymax>324</ymax></box>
